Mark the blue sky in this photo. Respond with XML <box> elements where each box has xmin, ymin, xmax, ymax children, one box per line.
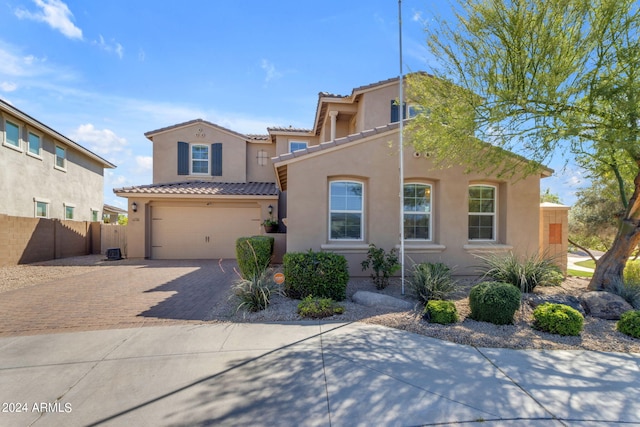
<box><xmin>0</xmin><ymin>0</ymin><xmax>584</xmax><ymax>209</ymax></box>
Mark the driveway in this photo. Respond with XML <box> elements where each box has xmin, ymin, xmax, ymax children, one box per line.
<box><xmin>0</xmin><ymin>257</ymin><xmax>238</xmax><ymax>337</ymax></box>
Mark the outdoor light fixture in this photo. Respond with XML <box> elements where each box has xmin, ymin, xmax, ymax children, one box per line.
<box><xmin>132</xmin><ymin>202</ymin><xmax>138</xmax><ymax>213</ymax></box>
<box><xmin>268</xmin><ymin>205</ymin><xmax>273</xmax><ymax>215</ymax></box>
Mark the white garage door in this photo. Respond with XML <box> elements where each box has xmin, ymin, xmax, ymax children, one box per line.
<box><xmin>151</xmin><ymin>206</ymin><xmax>261</xmax><ymax>259</ymax></box>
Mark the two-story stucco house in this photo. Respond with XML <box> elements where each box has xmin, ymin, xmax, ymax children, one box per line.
<box><xmin>115</xmin><ymin>76</ymin><xmax>552</xmax><ymax>274</ymax></box>
<box><xmin>0</xmin><ymin>99</ymin><xmax>116</xmax><ymax>221</ymax></box>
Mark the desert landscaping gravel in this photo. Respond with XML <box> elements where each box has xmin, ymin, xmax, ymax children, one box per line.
<box><xmin>2</xmin><ymin>255</ymin><xmax>639</xmax><ymax>353</ymax></box>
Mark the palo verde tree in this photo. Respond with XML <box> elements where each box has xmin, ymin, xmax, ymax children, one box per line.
<box><xmin>407</xmin><ymin>0</ymin><xmax>640</xmax><ymax>290</ymax></box>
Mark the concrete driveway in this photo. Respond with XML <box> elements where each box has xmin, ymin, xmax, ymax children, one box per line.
<box><xmin>0</xmin><ymin>258</ymin><xmax>238</xmax><ymax>337</ymax></box>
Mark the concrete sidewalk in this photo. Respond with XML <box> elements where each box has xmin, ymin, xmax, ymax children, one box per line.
<box><xmin>1</xmin><ymin>322</ymin><xmax>639</xmax><ymax>427</ymax></box>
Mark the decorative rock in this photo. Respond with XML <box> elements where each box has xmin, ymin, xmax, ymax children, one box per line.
<box><xmin>579</xmin><ymin>291</ymin><xmax>633</xmax><ymax>320</ymax></box>
<box><xmin>525</xmin><ymin>295</ymin><xmax>586</xmax><ymax>316</ymax></box>
<box><xmin>352</xmin><ymin>291</ymin><xmax>414</xmax><ymax>310</ymax></box>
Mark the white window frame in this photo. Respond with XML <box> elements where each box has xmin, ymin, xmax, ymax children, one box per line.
<box><xmin>3</xmin><ymin>118</ymin><xmax>22</xmax><ymax>152</ymax></box>
<box><xmin>64</xmin><ymin>203</ymin><xmax>75</xmax><ymax>220</ymax></box>
<box><xmin>468</xmin><ymin>184</ymin><xmax>497</xmax><ymax>241</ymax></box>
<box><xmin>55</xmin><ymin>145</ymin><xmax>67</xmax><ymax>171</ymax></box>
<box><xmin>329</xmin><ymin>180</ymin><xmax>364</xmax><ymax>241</ymax></box>
<box><xmin>27</xmin><ymin>130</ymin><xmax>42</xmax><ymax>159</ymax></box>
<box><xmin>191</xmin><ymin>144</ymin><xmax>210</xmax><ymax>175</ymax></box>
<box><xmin>403</xmin><ymin>182</ymin><xmax>432</xmax><ymax>241</ymax></box>
<box><xmin>289</xmin><ymin>140</ymin><xmax>308</xmax><ymax>153</ymax></box>
<box><xmin>34</xmin><ymin>198</ymin><xmax>50</xmax><ymax>218</ymax></box>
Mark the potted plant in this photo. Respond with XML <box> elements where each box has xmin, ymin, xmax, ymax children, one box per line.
<box><xmin>262</xmin><ymin>217</ymin><xmax>279</xmax><ymax>233</ymax></box>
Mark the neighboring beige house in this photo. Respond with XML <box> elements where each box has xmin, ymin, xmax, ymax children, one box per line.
<box><xmin>103</xmin><ymin>204</ymin><xmax>127</xmax><ymax>223</ymax></box>
<box><xmin>115</xmin><ymin>76</ymin><xmax>554</xmax><ymax>274</ymax></box>
<box><xmin>0</xmin><ymin>99</ymin><xmax>116</xmax><ymax>221</ymax></box>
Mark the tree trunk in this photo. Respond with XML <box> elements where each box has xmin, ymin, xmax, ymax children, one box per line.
<box><xmin>589</xmin><ymin>169</ymin><xmax>640</xmax><ymax>290</ymax></box>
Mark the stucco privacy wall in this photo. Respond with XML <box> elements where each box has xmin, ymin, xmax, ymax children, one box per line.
<box><xmin>539</xmin><ymin>203</ymin><xmax>570</xmax><ymax>274</ymax></box>
<box><xmin>152</xmin><ymin>122</ymin><xmax>247</xmax><ymax>184</ymax></box>
<box><xmin>284</xmin><ymin>132</ymin><xmax>542</xmax><ymax>276</ymax></box>
<box><xmin>0</xmin><ymin>214</ymin><xmax>100</xmax><ymax>266</ymax></box>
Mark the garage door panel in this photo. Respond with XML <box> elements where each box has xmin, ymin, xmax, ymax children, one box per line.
<box><xmin>151</xmin><ymin>206</ymin><xmax>261</xmax><ymax>259</ymax></box>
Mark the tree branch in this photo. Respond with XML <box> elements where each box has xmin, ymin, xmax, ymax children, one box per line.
<box><xmin>568</xmin><ymin>237</ymin><xmax>599</xmax><ymax>263</ymax></box>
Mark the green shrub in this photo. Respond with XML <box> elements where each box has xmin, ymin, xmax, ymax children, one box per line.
<box><xmin>423</xmin><ymin>300</ymin><xmax>458</xmax><ymax>324</ymax></box>
<box><xmin>297</xmin><ymin>296</ymin><xmax>345</xmax><ymax>319</ymax></box>
<box><xmin>617</xmin><ymin>310</ymin><xmax>640</xmax><ymax>338</ymax></box>
<box><xmin>624</xmin><ymin>261</ymin><xmax>640</xmax><ymax>286</ymax></box>
<box><xmin>408</xmin><ymin>262</ymin><xmax>457</xmax><ymax>304</ymax></box>
<box><xmin>235</xmin><ymin>236</ymin><xmax>274</xmax><ymax>279</ymax></box>
<box><xmin>469</xmin><ymin>281</ymin><xmax>521</xmax><ymax>325</ymax></box>
<box><xmin>231</xmin><ymin>269</ymin><xmax>280</xmax><ymax>312</ymax></box>
<box><xmin>533</xmin><ymin>303</ymin><xmax>584</xmax><ymax>336</ymax></box>
<box><xmin>283</xmin><ymin>250</ymin><xmax>349</xmax><ymax>301</ymax></box>
<box><xmin>610</xmin><ymin>277</ymin><xmax>640</xmax><ymax>309</ymax></box>
<box><xmin>479</xmin><ymin>252</ymin><xmax>563</xmax><ymax>293</ymax></box>
<box><xmin>360</xmin><ymin>244</ymin><xmax>401</xmax><ymax>289</ymax></box>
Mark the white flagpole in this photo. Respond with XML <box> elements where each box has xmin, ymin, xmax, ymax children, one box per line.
<box><xmin>398</xmin><ymin>0</ymin><xmax>405</xmax><ymax>295</ymax></box>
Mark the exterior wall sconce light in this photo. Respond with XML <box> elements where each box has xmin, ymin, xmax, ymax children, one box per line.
<box><xmin>268</xmin><ymin>204</ymin><xmax>273</xmax><ymax>215</ymax></box>
<box><xmin>132</xmin><ymin>202</ymin><xmax>138</xmax><ymax>213</ymax></box>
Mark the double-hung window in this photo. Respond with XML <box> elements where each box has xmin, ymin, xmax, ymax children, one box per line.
<box><xmin>468</xmin><ymin>185</ymin><xmax>496</xmax><ymax>240</ymax></box>
<box><xmin>329</xmin><ymin>181</ymin><xmax>363</xmax><ymax>240</ymax></box>
<box><xmin>28</xmin><ymin>132</ymin><xmax>41</xmax><ymax>157</ymax></box>
<box><xmin>35</xmin><ymin>199</ymin><xmax>49</xmax><ymax>218</ymax></box>
<box><xmin>191</xmin><ymin>144</ymin><xmax>209</xmax><ymax>174</ymax></box>
<box><xmin>55</xmin><ymin>146</ymin><xmax>66</xmax><ymax>170</ymax></box>
<box><xmin>404</xmin><ymin>183</ymin><xmax>432</xmax><ymax>240</ymax></box>
<box><xmin>4</xmin><ymin>120</ymin><xmax>20</xmax><ymax>149</ymax></box>
<box><xmin>64</xmin><ymin>203</ymin><xmax>75</xmax><ymax>220</ymax></box>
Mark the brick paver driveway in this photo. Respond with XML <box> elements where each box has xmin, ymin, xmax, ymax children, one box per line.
<box><xmin>0</xmin><ymin>257</ymin><xmax>238</xmax><ymax>337</ymax></box>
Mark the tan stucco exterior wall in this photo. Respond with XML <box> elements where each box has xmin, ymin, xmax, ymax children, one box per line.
<box><xmin>152</xmin><ymin>122</ymin><xmax>247</xmax><ymax>184</ymax></box>
<box><xmin>246</xmin><ymin>142</ymin><xmax>277</xmax><ymax>182</ymax></box>
<box><xmin>358</xmin><ymin>83</ymin><xmax>400</xmax><ymax>131</ymax></box>
<box><xmin>1</xmin><ymin>116</ymin><xmax>105</xmax><ymax>221</ymax></box>
<box><xmin>539</xmin><ymin>203</ymin><xmax>570</xmax><ymax>274</ymax></box>
<box><xmin>283</xmin><ymin>132</ymin><xmax>543</xmax><ymax>275</ymax></box>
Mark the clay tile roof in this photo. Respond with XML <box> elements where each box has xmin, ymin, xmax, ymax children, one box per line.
<box><xmin>266</xmin><ymin>126</ymin><xmax>313</xmax><ymax>133</ymax></box>
<box><xmin>114</xmin><ymin>181</ymin><xmax>278</xmax><ymax>196</ymax></box>
<box><xmin>246</xmin><ymin>134</ymin><xmax>270</xmax><ymax>140</ymax></box>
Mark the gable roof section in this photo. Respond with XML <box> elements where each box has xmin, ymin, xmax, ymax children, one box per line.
<box><xmin>272</xmin><ymin>122</ymin><xmax>401</xmax><ymax>191</ymax></box>
<box><xmin>114</xmin><ymin>181</ymin><xmax>278</xmax><ymax>198</ymax></box>
<box><xmin>0</xmin><ymin>99</ymin><xmax>116</xmax><ymax>169</ymax></box>
<box><xmin>144</xmin><ymin>118</ymin><xmax>251</xmax><ymax>142</ymax></box>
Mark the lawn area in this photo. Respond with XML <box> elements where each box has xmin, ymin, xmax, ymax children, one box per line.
<box><xmin>575</xmin><ymin>259</ymin><xmax>596</xmax><ymax>269</ymax></box>
<box><xmin>567</xmin><ymin>268</ymin><xmax>593</xmax><ymax>278</ymax></box>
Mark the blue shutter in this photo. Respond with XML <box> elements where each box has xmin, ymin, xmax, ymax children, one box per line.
<box><xmin>211</xmin><ymin>143</ymin><xmax>222</xmax><ymax>176</ymax></box>
<box><xmin>177</xmin><ymin>141</ymin><xmax>189</xmax><ymax>175</ymax></box>
<box><xmin>390</xmin><ymin>100</ymin><xmax>399</xmax><ymax>123</ymax></box>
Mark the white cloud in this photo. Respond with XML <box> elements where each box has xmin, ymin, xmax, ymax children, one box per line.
<box><xmin>0</xmin><ymin>82</ymin><xmax>18</xmax><ymax>92</ymax></box>
<box><xmin>15</xmin><ymin>0</ymin><xmax>82</xmax><ymax>40</ymax></box>
<box><xmin>135</xmin><ymin>156</ymin><xmax>153</xmax><ymax>173</ymax></box>
<box><xmin>94</xmin><ymin>35</ymin><xmax>124</xmax><ymax>59</ymax></box>
<box><xmin>0</xmin><ymin>44</ymin><xmax>48</xmax><ymax>77</ymax></box>
<box><xmin>261</xmin><ymin>59</ymin><xmax>283</xmax><ymax>83</ymax></box>
<box><xmin>69</xmin><ymin>124</ymin><xmax>128</xmax><ymax>157</ymax></box>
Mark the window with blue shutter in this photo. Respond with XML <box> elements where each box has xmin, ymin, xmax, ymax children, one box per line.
<box><xmin>390</xmin><ymin>101</ymin><xmax>408</xmax><ymax>123</ymax></box>
<box><xmin>177</xmin><ymin>141</ymin><xmax>189</xmax><ymax>175</ymax></box>
<box><xmin>211</xmin><ymin>143</ymin><xmax>222</xmax><ymax>176</ymax></box>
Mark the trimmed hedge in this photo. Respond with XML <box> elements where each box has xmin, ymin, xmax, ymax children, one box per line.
<box><xmin>617</xmin><ymin>310</ymin><xmax>640</xmax><ymax>339</ymax></box>
<box><xmin>469</xmin><ymin>281</ymin><xmax>521</xmax><ymax>325</ymax></box>
<box><xmin>283</xmin><ymin>250</ymin><xmax>349</xmax><ymax>301</ymax></box>
<box><xmin>235</xmin><ymin>236</ymin><xmax>274</xmax><ymax>279</ymax></box>
<box><xmin>533</xmin><ymin>303</ymin><xmax>584</xmax><ymax>336</ymax></box>
<box><xmin>423</xmin><ymin>300</ymin><xmax>458</xmax><ymax>324</ymax></box>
